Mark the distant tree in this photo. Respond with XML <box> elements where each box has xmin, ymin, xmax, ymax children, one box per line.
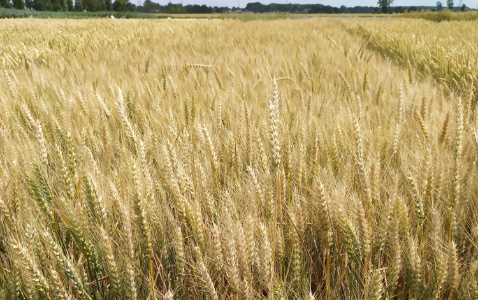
<box><xmin>32</xmin><ymin>0</ymin><xmax>51</xmax><ymax>11</ymax></box>
<box><xmin>378</xmin><ymin>0</ymin><xmax>393</xmax><ymax>13</ymax></box>
<box><xmin>82</xmin><ymin>0</ymin><xmax>96</xmax><ymax>11</ymax></box>
<box><xmin>324</xmin><ymin>5</ymin><xmax>335</xmax><ymax>13</ymax></box>
<box><xmin>0</xmin><ymin>0</ymin><xmax>12</xmax><ymax>8</ymax></box>
<box><xmin>461</xmin><ymin>4</ymin><xmax>466</xmax><ymax>11</ymax></box>
<box><xmin>50</xmin><ymin>0</ymin><xmax>62</xmax><ymax>10</ymax></box>
<box><xmin>125</xmin><ymin>1</ymin><xmax>135</xmax><ymax>11</ymax></box>
<box><xmin>12</xmin><ymin>0</ymin><xmax>24</xmax><ymax>9</ymax></box>
<box><xmin>94</xmin><ymin>0</ymin><xmax>102</xmax><ymax>10</ymax></box>
<box><xmin>113</xmin><ymin>0</ymin><xmax>126</xmax><ymax>11</ymax></box>
<box><xmin>245</xmin><ymin>2</ymin><xmax>262</xmax><ymax>12</ymax></box>
<box><xmin>166</xmin><ymin>2</ymin><xmax>184</xmax><ymax>13</ymax></box>
<box><xmin>447</xmin><ymin>0</ymin><xmax>453</xmax><ymax>9</ymax></box>
<box><xmin>142</xmin><ymin>0</ymin><xmax>153</xmax><ymax>12</ymax></box>
<box><xmin>75</xmin><ymin>0</ymin><xmax>83</xmax><ymax>11</ymax></box>
<box><xmin>436</xmin><ymin>1</ymin><xmax>442</xmax><ymax>10</ymax></box>
<box><xmin>66</xmin><ymin>0</ymin><xmax>73</xmax><ymax>10</ymax></box>
<box><xmin>396</xmin><ymin>6</ymin><xmax>405</xmax><ymax>13</ymax></box>
<box><xmin>339</xmin><ymin>5</ymin><xmax>349</xmax><ymax>13</ymax></box>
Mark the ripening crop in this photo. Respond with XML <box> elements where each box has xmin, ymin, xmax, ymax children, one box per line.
<box><xmin>0</xmin><ymin>17</ymin><xmax>477</xmax><ymax>299</ymax></box>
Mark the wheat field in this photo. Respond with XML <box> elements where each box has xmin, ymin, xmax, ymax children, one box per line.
<box><xmin>0</xmin><ymin>18</ymin><xmax>477</xmax><ymax>299</ymax></box>
<box><xmin>348</xmin><ymin>18</ymin><xmax>478</xmax><ymax>96</ymax></box>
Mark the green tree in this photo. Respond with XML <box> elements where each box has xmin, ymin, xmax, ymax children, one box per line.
<box><xmin>66</xmin><ymin>0</ymin><xmax>73</xmax><ymax>10</ymax></box>
<box><xmin>461</xmin><ymin>4</ymin><xmax>466</xmax><ymax>11</ymax></box>
<box><xmin>0</xmin><ymin>0</ymin><xmax>12</xmax><ymax>8</ymax></box>
<box><xmin>82</xmin><ymin>0</ymin><xmax>96</xmax><ymax>11</ymax></box>
<box><xmin>75</xmin><ymin>0</ymin><xmax>83</xmax><ymax>11</ymax></box>
<box><xmin>142</xmin><ymin>0</ymin><xmax>154</xmax><ymax>12</ymax></box>
<box><xmin>436</xmin><ymin>1</ymin><xmax>442</xmax><ymax>10</ymax></box>
<box><xmin>339</xmin><ymin>5</ymin><xmax>349</xmax><ymax>13</ymax></box>
<box><xmin>94</xmin><ymin>0</ymin><xmax>105</xmax><ymax>10</ymax></box>
<box><xmin>51</xmin><ymin>0</ymin><xmax>62</xmax><ymax>10</ymax></box>
<box><xmin>125</xmin><ymin>1</ymin><xmax>134</xmax><ymax>11</ymax></box>
<box><xmin>377</xmin><ymin>0</ymin><xmax>393</xmax><ymax>13</ymax></box>
<box><xmin>113</xmin><ymin>0</ymin><xmax>126</xmax><ymax>11</ymax></box>
<box><xmin>12</xmin><ymin>0</ymin><xmax>24</xmax><ymax>9</ymax></box>
<box><xmin>447</xmin><ymin>0</ymin><xmax>453</xmax><ymax>9</ymax></box>
<box><xmin>32</xmin><ymin>0</ymin><xmax>51</xmax><ymax>11</ymax></box>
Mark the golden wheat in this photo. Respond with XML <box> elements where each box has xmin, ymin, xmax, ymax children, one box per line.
<box><xmin>0</xmin><ymin>17</ymin><xmax>476</xmax><ymax>299</ymax></box>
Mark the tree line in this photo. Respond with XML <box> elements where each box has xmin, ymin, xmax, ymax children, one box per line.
<box><xmin>436</xmin><ymin>0</ymin><xmax>468</xmax><ymax>11</ymax></box>
<box><xmin>0</xmin><ymin>0</ymin><xmax>126</xmax><ymax>12</ymax></box>
<box><xmin>0</xmin><ymin>0</ymin><xmax>231</xmax><ymax>12</ymax></box>
<box><xmin>0</xmin><ymin>0</ymin><xmax>468</xmax><ymax>14</ymax></box>
<box><xmin>141</xmin><ymin>2</ymin><xmax>230</xmax><ymax>14</ymax></box>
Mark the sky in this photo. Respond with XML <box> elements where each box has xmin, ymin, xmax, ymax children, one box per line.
<box><xmin>153</xmin><ymin>0</ymin><xmax>477</xmax><ymax>8</ymax></box>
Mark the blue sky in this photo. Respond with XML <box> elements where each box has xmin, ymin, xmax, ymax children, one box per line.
<box><xmin>154</xmin><ymin>1</ymin><xmax>477</xmax><ymax>8</ymax></box>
